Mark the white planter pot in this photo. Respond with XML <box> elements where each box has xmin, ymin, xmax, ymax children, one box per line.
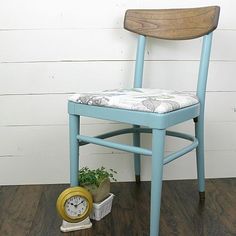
<box><xmin>90</xmin><ymin>193</ymin><xmax>114</xmax><ymax>221</ymax></box>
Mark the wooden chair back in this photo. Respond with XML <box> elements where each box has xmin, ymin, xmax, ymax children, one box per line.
<box><xmin>124</xmin><ymin>6</ymin><xmax>220</xmax><ymax>40</ymax></box>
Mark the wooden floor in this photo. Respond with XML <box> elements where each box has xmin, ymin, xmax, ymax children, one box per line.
<box><xmin>0</xmin><ymin>179</ymin><xmax>236</xmax><ymax>236</ymax></box>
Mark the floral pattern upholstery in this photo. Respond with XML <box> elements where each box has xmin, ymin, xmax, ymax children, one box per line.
<box><xmin>69</xmin><ymin>88</ymin><xmax>199</xmax><ymax>114</ymax></box>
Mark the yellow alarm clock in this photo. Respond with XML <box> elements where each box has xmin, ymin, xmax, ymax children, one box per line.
<box><xmin>56</xmin><ymin>186</ymin><xmax>93</xmax><ymax>223</ymax></box>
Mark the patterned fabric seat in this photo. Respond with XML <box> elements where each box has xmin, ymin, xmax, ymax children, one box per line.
<box><xmin>69</xmin><ymin>88</ymin><xmax>199</xmax><ymax>114</ymax></box>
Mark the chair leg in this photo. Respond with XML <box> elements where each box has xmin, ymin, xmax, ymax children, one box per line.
<box><xmin>133</xmin><ymin>125</ymin><xmax>141</xmax><ymax>183</ymax></box>
<box><xmin>69</xmin><ymin>114</ymin><xmax>80</xmax><ymax>187</ymax></box>
<box><xmin>150</xmin><ymin>129</ymin><xmax>165</xmax><ymax>236</ymax></box>
<box><xmin>195</xmin><ymin>117</ymin><xmax>205</xmax><ymax>201</ymax></box>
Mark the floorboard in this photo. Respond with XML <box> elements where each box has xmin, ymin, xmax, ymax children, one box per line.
<box><xmin>0</xmin><ymin>179</ymin><xmax>236</xmax><ymax>236</ymax></box>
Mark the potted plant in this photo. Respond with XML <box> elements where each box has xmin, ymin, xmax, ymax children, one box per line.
<box><xmin>78</xmin><ymin>166</ymin><xmax>117</xmax><ymax>221</ymax></box>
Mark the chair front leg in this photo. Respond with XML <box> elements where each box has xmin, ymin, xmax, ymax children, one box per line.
<box><xmin>133</xmin><ymin>125</ymin><xmax>141</xmax><ymax>183</ymax></box>
<box><xmin>69</xmin><ymin>114</ymin><xmax>80</xmax><ymax>187</ymax></box>
<box><xmin>150</xmin><ymin>129</ymin><xmax>165</xmax><ymax>236</ymax></box>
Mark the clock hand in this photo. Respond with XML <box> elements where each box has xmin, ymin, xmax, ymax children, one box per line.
<box><xmin>74</xmin><ymin>200</ymin><xmax>85</xmax><ymax>207</ymax></box>
<box><xmin>78</xmin><ymin>200</ymin><xmax>85</xmax><ymax>206</ymax></box>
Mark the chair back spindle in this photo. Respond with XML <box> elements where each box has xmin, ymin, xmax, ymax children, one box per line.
<box><xmin>134</xmin><ymin>35</ymin><xmax>146</xmax><ymax>88</ymax></box>
<box><xmin>197</xmin><ymin>33</ymin><xmax>213</xmax><ymax>115</ymax></box>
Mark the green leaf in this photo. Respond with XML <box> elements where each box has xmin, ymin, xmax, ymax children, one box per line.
<box><xmin>78</xmin><ymin>166</ymin><xmax>117</xmax><ymax>186</ymax></box>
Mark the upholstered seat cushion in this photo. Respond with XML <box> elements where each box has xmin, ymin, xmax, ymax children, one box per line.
<box><xmin>69</xmin><ymin>88</ymin><xmax>199</xmax><ymax>114</ymax></box>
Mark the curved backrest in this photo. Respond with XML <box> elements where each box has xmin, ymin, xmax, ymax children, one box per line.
<box><xmin>126</xmin><ymin>6</ymin><xmax>220</xmax><ymax>119</ymax></box>
<box><xmin>124</xmin><ymin>6</ymin><xmax>220</xmax><ymax>40</ymax></box>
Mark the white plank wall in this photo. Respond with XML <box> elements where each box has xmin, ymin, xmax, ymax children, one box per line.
<box><xmin>0</xmin><ymin>0</ymin><xmax>236</xmax><ymax>185</ymax></box>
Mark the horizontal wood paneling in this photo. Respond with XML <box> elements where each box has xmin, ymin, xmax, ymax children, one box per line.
<box><xmin>144</xmin><ymin>61</ymin><xmax>236</xmax><ymax>92</ymax></box>
<box><xmin>0</xmin><ymin>121</ymin><xmax>235</xmax><ymax>158</ymax></box>
<box><xmin>147</xmin><ymin>30</ymin><xmax>236</xmax><ymax>61</ymax></box>
<box><xmin>0</xmin><ymin>61</ymin><xmax>235</xmax><ymax>95</ymax></box>
<box><xmin>0</xmin><ymin>124</ymin><xmax>130</xmax><ymax>157</ymax></box>
<box><xmin>0</xmin><ymin>92</ymin><xmax>235</xmax><ymax>126</ymax></box>
<box><xmin>1</xmin><ymin>0</ymin><xmax>235</xmax><ymax>184</ymax></box>
<box><xmin>0</xmin><ymin>1</ymin><xmax>235</xmax><ymax>30</ymax></box>
<box><xmin>0</xmin><ymin>150</ymin><xmax>235</xmax><ymax>185</ymax></box>
<box><xmin>0</xmin><ymin>62</ymin><xmax>133</xmax><ymax>94</ymax></box>
<box><xmin>0</xmin><ymin>0</ymin><xmax>139</xmax><ymax>30</ymax></box>
<box><xmin>143</xmin><ymin>121</ymin><xmax>236</xmax><ymax>152</ymax></box>
<box><xmin>0</xmin><ymin>29</ymin><xmax>235</xmax><ymax>62</ymax></box>
<box><xmin>0</xmin><ymin>29</ymin><xmax>135</xmax><ymax>62</ymax></box>
<box><xmin>145</xmin><ymin>150</ymin><xmax>236</xmax><ymax>180</ymax></box>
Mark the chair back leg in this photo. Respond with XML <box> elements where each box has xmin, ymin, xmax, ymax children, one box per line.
<box><xmin>195</xmin><ymin>116</ymin><xmax>205</xmax><ymax>200</ymax></box>
<box><xmin>150</xmin><ymin>129</ymin><xmax>166</xmax><ymax>236</ymax></box>
<box><xmin>133</xmin><ymin>125</ymin><xmax>141</xmax><ymax>183</ymax></box>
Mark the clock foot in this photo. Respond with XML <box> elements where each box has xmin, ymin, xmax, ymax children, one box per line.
<box><xmin>60</xmin><ymin>217</ymin><xmax>92</xmax><ymax>232</ymax></box>
<box><xmin>135</xmin><ymin>175</ymin><xmax>140</xmax><ymax>183</ymax></box>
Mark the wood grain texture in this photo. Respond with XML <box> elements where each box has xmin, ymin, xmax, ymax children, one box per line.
<box><xmin>124</xmin><ymin>6</ymin><xmax>220</xmax><ymax>40</ymax></box>
<box><xmin>0</xmin><ymin>185</ymin><xmax>43</xmax><ymax>236</ymax></box>
<box><xmin>0</xmin><ymin>179</ymin><xmax>236</xmax><ymax>236</ymax></box>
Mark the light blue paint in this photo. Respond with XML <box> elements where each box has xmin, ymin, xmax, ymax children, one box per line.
<box><xmin>150</xmin><ymin>129</ymin><xmax>165</xmax><ymax>236</ymax></box>
<box><xmin>195</xmin><ymin>33</ymin><xmax>213</xmax><ymax>193</ymax></box>
<box><xmin>164</xmin><ymin>138</ymin><xmax>198</xmax><ymax>165</ymax></box>
<box><xmin>134</xmin><ymin>35</ymin><xmax>146</xmax><ymax>87</ymax></box>
<box><xmin>67</xmin><ymin>31</ymin><xmax>214</xmax><ymax>236</ymax></box>
<box><xmin>77</xmin><ymin>127</ymin><xmax>198</xmax><ymax>165</ymax></box>
<box><xmin>78</xmin><ymin>127</ymin><xmax>137</xmax><ymax>146</ymax></box>
<box><xmin>69</xmin><ymin>114</ymin><xmax>79</xmax><ymax>187</ymax></box>
<box><xmin>197</xmin><ymin>33</ymin><xmax>213</xmax><ymax>107</ymax></box>
<box><xmin>79</xmin><ymin>127</ymin><xmax>194</xmax><ymax>144</ymax></box>
<box><xmin>68</xmin><ymin>102</ymin><xmax>200</xmax><ymax>129</ymax></box>
<box><xmin>77</xmin><ymin>134</ymin><xmax>152</xmax><ymax>156</ymax></box>
<box><xmin>133</xmin><ymin>36</ymin><xmax>146</xmax><ymax>180</ymax></box>
<box><xmin>165</xmin><ymin>130</ymin><xmax>199</xmax><ymax>165</ymax></box>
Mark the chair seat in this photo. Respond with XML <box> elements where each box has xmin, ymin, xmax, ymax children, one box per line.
<box><xmin>69</xmin><ymin>88</ymin><xmax>199</xmax><ymax>114</ymax></box>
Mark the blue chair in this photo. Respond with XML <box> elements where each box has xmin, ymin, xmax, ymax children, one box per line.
<box><xmin>68</xmin><ymin>6</ymin><xmax>220</xmax><ymax>236</ymax></box>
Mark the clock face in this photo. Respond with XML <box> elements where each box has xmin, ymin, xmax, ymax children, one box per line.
<box><xmin>65</xmin><ymin>195</ymin><xmax>88</xmax><ymax>218</ymax></box>
<box><xmin>57</xmin><ymin>186</ymin><xmax>93</xmax><ymax>223</ymax></box>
